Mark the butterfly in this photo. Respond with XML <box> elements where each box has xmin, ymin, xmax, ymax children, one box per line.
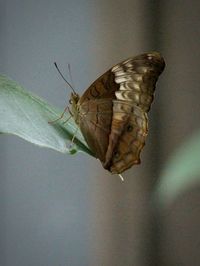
<box><xmin>67</xmin><ymin>52</ymin><xmax>165</xmax><ymax>175</ymax></box>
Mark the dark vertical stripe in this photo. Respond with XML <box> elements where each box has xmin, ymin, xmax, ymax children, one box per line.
<box><xmin>146</xmin><ymin>1</ymin><xmax>164</xmax><ymax>266</ymax></box>
<box><xmin>147</xmin><ymin>0</ymin><xmax>164</xmax><ymax>179</ymax></box>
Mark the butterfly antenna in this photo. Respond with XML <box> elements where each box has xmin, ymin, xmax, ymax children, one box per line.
<box><xmin>54</xmin><ymin>62</ymin><xmax>76</xmax><ymax>94</ymax></box>
<box><xmin>67</xmin><ymin>63</ymin><xmax>75</xmax><ymax>89</ymax></box>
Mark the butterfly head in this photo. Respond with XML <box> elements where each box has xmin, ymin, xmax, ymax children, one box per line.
<box><xmin>69</xmin><ymin>92</ymin><xmax>80</xmax><ymax>120</ymax></box>
<box><xmin>69</xmin><ymin>92</ymin><xmax>79</xmax><ymax>104</ymax></box>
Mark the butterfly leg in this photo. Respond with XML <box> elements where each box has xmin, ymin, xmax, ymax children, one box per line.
<box><xmin>118</xmin><ymin>174</ymin><xmax>124</xmax><ymax>182</ymax></box>
<box><xmin>67</xmin><ymin>126</ymin><xmax>79</xmax><ymax>152</ymax></box>
<box><xmin>62</xmin><ymin>107</ymin><xmax>73</xmax><ymax>124</ymax></box>
<box><xmin>71</xmin><ymin>127</ymin><xmax>79</xmax><ymax>144</ymax></box>
<box><xmin>48</xmin><ymin>106</ymin><xmax>71</xmax><ymax>124</ymax></box>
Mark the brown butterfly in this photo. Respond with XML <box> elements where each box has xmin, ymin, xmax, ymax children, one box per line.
<box><xmin>69</xmin><ymin>52</ymin><xmax>165</xmax><ymax>174</ymax></box>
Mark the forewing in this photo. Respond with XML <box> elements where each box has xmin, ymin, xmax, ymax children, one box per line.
<box><xmin>112</xmin><ymin>51</ymin><xmax>165</xmax><ymax>112</ymax></box>
<box><xmin>79</xmin><ymin>70</ymin><xmax>118</xmax><ymax>104</ymax></box>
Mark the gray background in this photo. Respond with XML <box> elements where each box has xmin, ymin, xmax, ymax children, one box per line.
<box><xmin>1</xmin><ymin>0</ymin><xmax>200</xmax><ymax>266</ymax></box>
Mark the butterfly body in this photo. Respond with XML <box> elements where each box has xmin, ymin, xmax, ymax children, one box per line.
<box><xmin>70</xmin><ymin>52</ymin><xmax>165</xmax><ymax>174</ymax></box>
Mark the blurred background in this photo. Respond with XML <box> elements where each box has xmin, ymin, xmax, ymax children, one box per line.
<box><xmin>1</xmin><ymin>0</ymin><xmax>200</xmax><ymax>265</ymax></box>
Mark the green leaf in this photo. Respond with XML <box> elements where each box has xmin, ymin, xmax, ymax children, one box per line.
<box><xmin>0</xmin><ymin>75</ymin><xmax>94</xmax><ymax>156</ymax></box>
<box><xmin>154</xmin><ymin>130</ymin><xmax>200</xmax><ymax>207</ymax></box>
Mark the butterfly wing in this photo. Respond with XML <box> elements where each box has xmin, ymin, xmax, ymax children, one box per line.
<box><xmin>77</xmin><ymin>69</ymin><xmax>119</xmax><ymax>162</ymax></box>
<box><xmin>76</xmin><ymin>52</ymin><xmax>165</xmax><ymax>173</ymax></box>
<box><xmin>105</xmin><ymin>101</ymin><xmax>148</xmax><ymax>173</ymax></box>
<box><xmin>79</xmin><ymin>70</ymin><xmax>118</xmax><ymax>103</ymax></box>
<box><xmin>104</xmin><ymin>52</ymin><xmax>165</xmax><ymax>173</ymax></box>
<box><xmin>112</xmin><ymin>51</ymin><xmax>165</xmax><ymax>111</ymax></box>
<box><xmin>78</xmin><ymin>99</ymin><xmax>113</xmax><ymax>162</ymax></box>
<box><xmin>105</xmin><ymin>52</ymin><xmax>165</xmax><ymax>173</ymax></box>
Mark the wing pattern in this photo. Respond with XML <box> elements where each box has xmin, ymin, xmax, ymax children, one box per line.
<box><xmin>74</xmin><ymin>52</ymin><xmax>165</xmax><ymax>174</ymax></box>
